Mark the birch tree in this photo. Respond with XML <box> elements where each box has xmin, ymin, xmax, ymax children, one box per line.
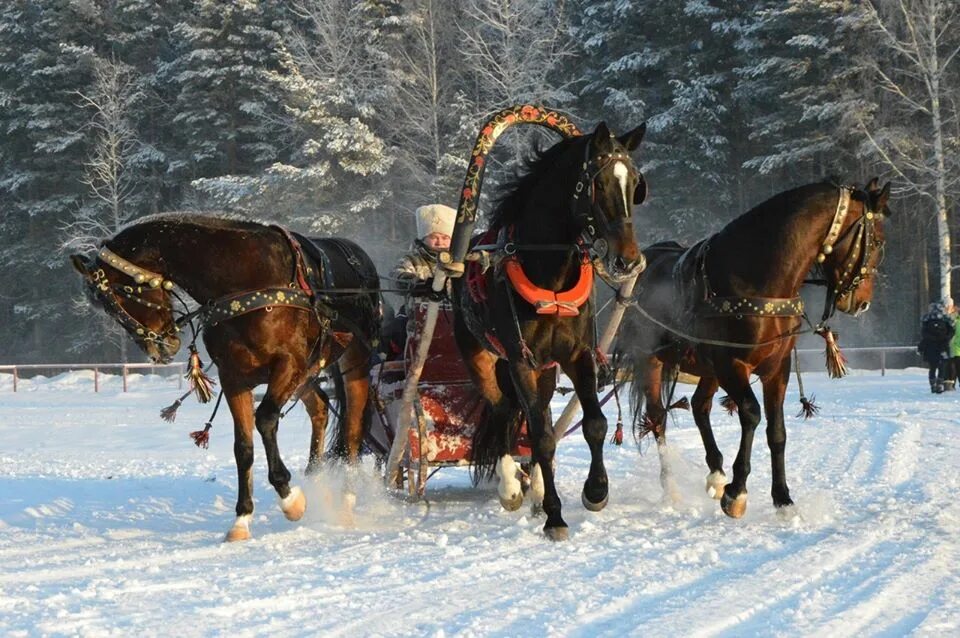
<box><xmin>62</xmin><ymin>59</ymin><xmax>145</xmax><ymax>360</ymax></box>
<box><xmin>861</xmin><ymin>0</ymin><xmax>960</xmax><ymax>303</ymax></box>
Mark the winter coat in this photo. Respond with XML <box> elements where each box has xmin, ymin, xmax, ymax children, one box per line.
<box><xmin>951</xmin><ymin>313</ymin><xmax>960</xmax><ymax>358</ymax></box>
<box><xmin>390</xmin><ymin>241</ymin><xmax>440</xmax><ymax>293</ymax></box>
<box><xmin>918</xmin><ymin>310</ymin><xmax>955</xmax><ymax>364</ymax></box>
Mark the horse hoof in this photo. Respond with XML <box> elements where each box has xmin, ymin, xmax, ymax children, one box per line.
<box><xmin>721</xmin><ymin>490</ymin><xmax>748</xmax><ymax>518</ymax></box>
<box><xmin>544</xmin><ymin>526</ymin><xmax>569</xmax><ymax>542</ymax></box>
<box><xmin>776</xmin><ymin>503</ymin><xmax>800</xmax><ymax>521</ymax></box>
<box><xmin>706</xmin><ymin>471</ymin><xmax>726</xmax><ymax>500</ymax></box>
<box><xmin>225</xmin><ymin>516</ymin><xmax>251</xmax><ymax>542</ymax></box>
<box><xmin>499</xmin><ymin>491</ymin><xmax>524</xmax><ymax>512</ymax></box>
<box><xmin>581</xmin><ymin>489</ymin><xmax>608</xmax><ymax>512</ymax></box>
<box><xmin>280</xmin><ymin>486</ymin><xmax>306</xmax><ymax>522</ymax></box>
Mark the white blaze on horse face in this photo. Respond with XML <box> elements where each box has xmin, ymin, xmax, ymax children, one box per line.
<box><xmin>613</xmin><ymin>161</ymin><xmax>631</xmax><ymax>218</ymax></box>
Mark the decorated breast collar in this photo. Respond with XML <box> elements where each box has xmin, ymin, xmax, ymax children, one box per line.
<box><xmin>500</xmin><ymin>226</ymin><xmax>594</xmax><ymax>316</ymax></box>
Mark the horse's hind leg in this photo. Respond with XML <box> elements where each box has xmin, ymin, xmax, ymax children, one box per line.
<box><xmin>301</xmin><ymin>378</ymin><xmax>330</xmax><ymax>475</ymax></box>
<box><xmin>692</xmin><ymin>376</ymin><xmax>726</xmax><ymax>499</ymax></box>
<box><xmin>223</xmin><ymin>381</ymin><xmax>256</xmax><ymax>542</ymax></box>
<box><xmin>762</xmin><ymin>356</ymin><xmax>794</xmax><ymax>511</ymax></box>
<box><xmin>257</xmin><ymin>356</ymin><xmax>306</xmax><ymax>522</ymax></box>
<box><xmin>643</xmin><ymin>357</ymin><xmax>677</xmax><ymax>500</ymax></box>
<box><xmin>561</xmin><ymin>349</ymin><xmax>609</xmax><ymax>512</ymax></box>
<box><xmin>339</xmin><ymin>340</ymin><xmax>371</xmax><ymax>464</ymax></box>
<box><xmin>716</xmin><ymin>360</ymin><xmax>761</xmax><ymax>518</ymax></box>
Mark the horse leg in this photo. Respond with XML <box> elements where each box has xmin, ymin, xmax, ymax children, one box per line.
<box><xmin>525</xmin><ymin>367</ymin><xmax>556</xmax><ymax>514</ymax></box>
<box><xmin>643</xmin><ymin>357</ymin><xmax>677</xmax><ymax>500</ymax></box>
<box><xmin>336</xmin><ymin>341</ymin><xmax>371</xmax><ymax>522</ymax></box>
<box><xmin>256</xmin><ymin>357</ymin><xmax>305</xmax><ymax>522</ymax></box>
<box><xmin>454</xmin><ymin>320</ymin><xmax>524</xmax><ymax>511</ymax></box>
<box><xmin>224</xmin><ymin>382</ymin><xmax>256</xmax><ymax>542</ymax></box>
<box><xmin>716</xmin><ymin>361</ymin><xmax>761</xmax><ymax>518</ymax></box>
<box><xmin>692</xmin><ymin>376</ymin><xmax>726</xmax><ymax>499</ymax></box>
<box><xmin>510</xmin><ymin>363</ymin><xmax>567</xmax><ymax>540</ymax></box>
<box><xmin>301</xmin><ymin>380</ymin><xmax>329</xmax><ymax>476</ymax></box>
<box><xmin>561</xmin><ymin>350</ymin><xmax>609</xmax><ymax>511</ymax></box>
<box><xmin>762</xmin><ymin>356</ymin><xmax>794</xmax><ymax>511</ymax></box>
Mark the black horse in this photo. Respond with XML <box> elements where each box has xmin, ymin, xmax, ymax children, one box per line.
<box><xmin>71</xmin><ymin>215</ymin><xmax>380</xmax><ymax>541</ymax></box>
<box><xmin>622</xmin><ymin>179</ymin><xmax>891</xmax><ymax>518</ymax></box>
<box><xmin>455</xmin><ymin>122</ymin><xmax>648</xmax><ymax>540</ymax></box>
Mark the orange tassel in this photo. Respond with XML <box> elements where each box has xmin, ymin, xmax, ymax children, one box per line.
<box><xmin>186</xmin><ymin>346</ymin><xmax>216</xmax><ymax>403</ymax></box>
<box><xmin>817</xmin><ymin>327</ymin><xmax>847</xmax><ymax>379</ymax></box>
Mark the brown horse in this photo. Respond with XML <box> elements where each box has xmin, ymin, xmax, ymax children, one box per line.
<box><xmin>622</xmin><ymin>179</ymin><xmax>891</xmax><ymax>518</ymax></box>
<box><xmin>71</xmin><ymin>214</ymin><xmax>380</xmax><ymax>541</ymax></box>
<box><xmin>455</xmin><ymin>122</ymin><xmax>648</xmax><ymax>540</ymax></box>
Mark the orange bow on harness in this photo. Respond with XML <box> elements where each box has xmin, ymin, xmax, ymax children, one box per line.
<box><xmin>502</xmin><ymin>251</ymin><xmax>594</xmax><ymax>316</ymax></box>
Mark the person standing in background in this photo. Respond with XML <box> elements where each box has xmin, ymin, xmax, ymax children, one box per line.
<box><xmin>918</xmin><ymin>300</ymin><xmax>955</xmax><ymax>393</ymax></box>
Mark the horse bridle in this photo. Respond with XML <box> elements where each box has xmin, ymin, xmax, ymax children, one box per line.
<box><xmin>571</xmin><ymin>140</ymin><xmax>644</xmax><ymax>264</ymax></box>
<box><xmin>82</xmin><ymin>247</ymin><xmax>182</xmax><ymax>351</ymax></box>
<box><xmin>816</xmin><ymin>188</ymin><xmax>885</xmax><ymax>319</ymax></box>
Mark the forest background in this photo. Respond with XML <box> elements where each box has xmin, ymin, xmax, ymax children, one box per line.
<box><xmin>1</xmin><ymin>0</ymin><xmax>957</xmax><ymax>363</ymax></box>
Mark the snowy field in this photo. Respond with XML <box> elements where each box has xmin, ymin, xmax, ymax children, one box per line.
<box><xmin>1</xmin><ymin>367</ymin><xmax>958</xmax><ymax>637</ymax></box>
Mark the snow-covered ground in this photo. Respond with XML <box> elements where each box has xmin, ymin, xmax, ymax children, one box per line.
<box><xmin>1</xmin><ymin>367</ymin><xmax>958</xmax><ymax>636</ymax></box>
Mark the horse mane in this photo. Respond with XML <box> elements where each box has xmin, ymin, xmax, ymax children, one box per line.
<box><xmin>486</xmin><ymin>135</ymin><xmax>582</xmax><ymax>229</ymax></box>
<box><xmin>128</xmin><ymin>212</ymin><xmax>270</xmax><ymax>234</ymax></box>
<box><xmin>719</xmin><ymin>180</ymin><xmax>843</xmax><ymax>238</ymax></box>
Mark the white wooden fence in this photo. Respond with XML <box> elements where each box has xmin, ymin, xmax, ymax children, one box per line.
<box><xmin>0</xmin><ymin>362</ymin><xmax>186</xmax><ymax>392</ymax></box>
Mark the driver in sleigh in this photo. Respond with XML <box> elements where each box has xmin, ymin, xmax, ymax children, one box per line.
<box><xmin>380</xmin><ymin>203</ymin><xmax>456</xmax><ymax>360</ymax></box>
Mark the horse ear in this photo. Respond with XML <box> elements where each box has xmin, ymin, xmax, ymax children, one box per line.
<box><xmin>70</xmin><ymin>254</ymin><xmax>89</xmax><ymax>275</ymax></box>
<box><xmin>591</xmin><ymin>121</ymin><xmax>611</xmax><ymax>149</ymax></box>
<box><xmin>617</xmin><ymin>123</ymin><xmax>647</xmax><ymax>152</ymax></box>
<box><xmin>866</xmin><ymin>177</ymin><xmax>879</xmax><ymax>192</ymax></box>
<box><xmin>876</xmin><ymin>182</ymin><xmax>891</xmax><ymax>213</ymax></box>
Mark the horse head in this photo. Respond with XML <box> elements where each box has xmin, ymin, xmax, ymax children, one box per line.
<box><xmin>580</xmin><ymin>121</ymin><xmax>648</xmax><ymax>283</ymax></box>
<box><xmin>71</xmin><ymin>247</ymin><xmax>182</xmax><ymax>363</ymax></box>
<box><xmin>824</xmin><ymin>178</ymin><xmax>891</xmax><ymax>317</ymax></box>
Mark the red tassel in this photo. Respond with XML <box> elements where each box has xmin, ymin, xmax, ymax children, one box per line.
<box><xmin>611</xmin><ymin>421</ymin><xmax>624</xmax><ymax>446</ymax></box>
<box><xmin>719</xmin><ymin>395</ymin><xmax>737</xmax><ymax>415</ymax></box>
<box><xmin>668</xmin><ymin>397</ymin><xmax>690</xmax><ymax>411</ymax></box>
<box><xmin>186</xmin><ymin>346</ymin><xmax>216</xmax><ymax>403</ymax></box>
<box><xmin>190</xmin><ymin>423</ymin><xmax>212</xmax><ymax>449</ymax></box>
<box><xmin>160</xmin><ymin>399</ymin><xmax>182</xmax><ymax>422</ymax></box>
<box><xmin>796</xmin><ymin>395</ymin><xmax>819</xmax><ymax>419</ymax></box>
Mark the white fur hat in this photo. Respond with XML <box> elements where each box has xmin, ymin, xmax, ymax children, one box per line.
<box><xmin>415</xmin><ymin>204</ymin><xmax>456</xmax><ymax>239</ymax></box>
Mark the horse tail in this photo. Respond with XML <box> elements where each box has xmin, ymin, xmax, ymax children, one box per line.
<box><xmin>470</xmin><ymin>360</ymin><xmax>524</xmax><ymax>484</ymax></box>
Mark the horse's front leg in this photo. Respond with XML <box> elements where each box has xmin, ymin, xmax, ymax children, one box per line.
<box><xmin>762</xmin><ymin>356</ymin><xmax>794</xmax><ymax>511</ymax></box>
<box><xmin>223</xmin><ymin>381</ymin><xmax>256</xmax><ymax>542</ymax></box>
<box><xmin>692</xmin><ymin>376</ymin><xmax>726</xmax><ymax>499</ymax></box>
<box><xmin>257</xmin><ymin>355</ymin><xmax>306</xmax><ymax>523</ymax></box>
<box><xmin>510</xmin><ymin>363</ymin><xmax>568</xmax><ymax>540</ymax></box>
<box><xmin>561</xmin><ymin>349</ymin><xmax>608</xmax><ymax>511</ymax></box>
<box><xmin>716</xmin><ymin>360</ymin><xmax>761</xmax><ymax>518</ymax></box>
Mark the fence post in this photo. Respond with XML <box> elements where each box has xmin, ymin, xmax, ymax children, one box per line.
<box><xmin>12</xmin><ymin>367</ymin><xmax>17</xmax><ymax>392</ymax></box>
<box><xmin>178</xmin><ymin>363</ymin><xmax>183</xmax><ymax>389</ymax></box>
<box><xmin>880</xmin><ymin>350</ymin><xmax>886</xmax><ymax>376</ymax></box>
<box><xmin>94</xmin><ymin>367</ymin><xmax>99</xmax><ymax>393</ymax></box>
<box><xmin>123</xmin><ymin>365</ymin><xmax>128</xmax><ymax>392</ymax></box>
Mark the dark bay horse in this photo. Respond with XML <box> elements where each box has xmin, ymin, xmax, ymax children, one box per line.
<box><xmin>455</xmin><ymin>122</ymin><xmax>648</xmax><ymax>540</ymax></box>
<box><xmin>71</xmin><ymin>215</ymin><xmax>380</xmax><ymax>541</ymax></box>
<box><xmin>622</xmin><ymin>179</ymin><xmax>891</xmax><ymax>518</ymax></box>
